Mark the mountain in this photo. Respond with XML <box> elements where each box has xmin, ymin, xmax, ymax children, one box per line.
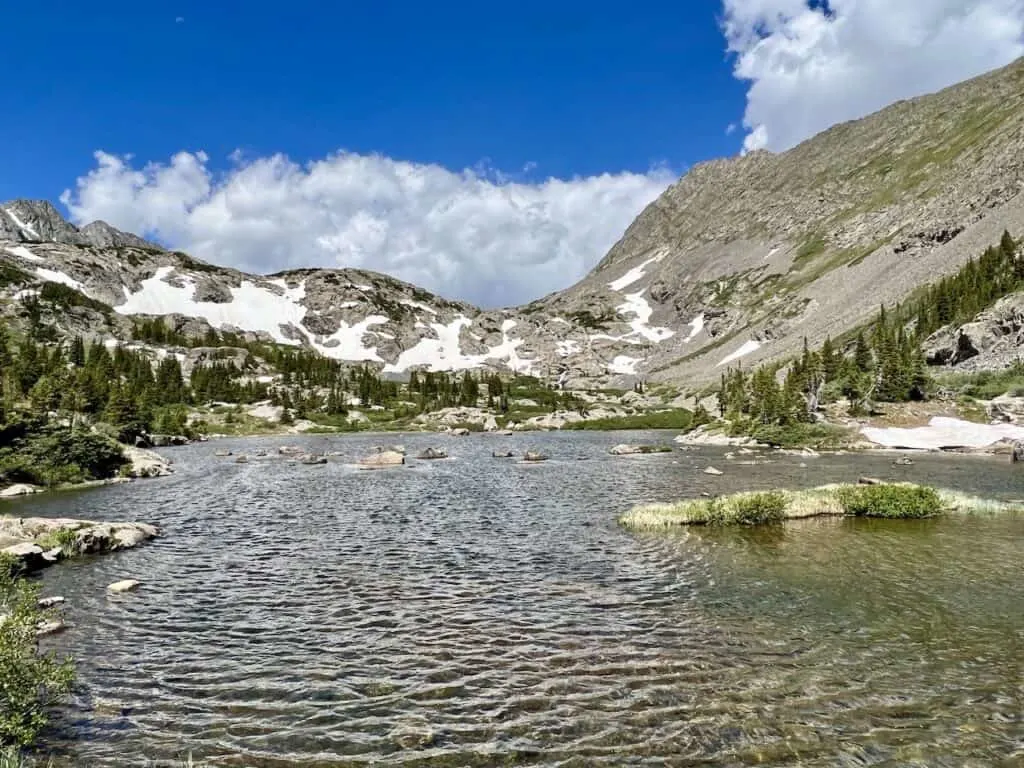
<box><xmin>3</xmin><ymin>58</ymin><xmax>1024</xmax><ymax>388</ymax></box>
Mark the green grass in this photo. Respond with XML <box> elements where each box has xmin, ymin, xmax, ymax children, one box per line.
<box><xmin>620</xmin><ymin>483</ymin><xmax>1011</xmax><ymax>529</ymax></box>
<box><xmin>836</xmin><ymin>484</ymin><xmax>942</xmax><ymax>519</ymax></box>
<box><xmin>565</xmin><ymin>409</ymin><xmax>694</xmax><ymax>431</ymax></box>
<box><xmin>937</xmin><ymin>362</ymin><xmax>1024</xmax><ymax>400</ymax></box>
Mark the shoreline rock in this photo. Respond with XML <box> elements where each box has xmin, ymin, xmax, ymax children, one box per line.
<box><xmin>0</xmin><ymin>518</ymin><xmax>159</xmax><ymax>574</ymax></box>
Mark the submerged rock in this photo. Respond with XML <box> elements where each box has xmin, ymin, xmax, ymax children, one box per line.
<box><xmin>359</xmin><ymin>450</ymin><xmax>405</xmax><ymax>469</ymax></box>
<box><xmin>295</xmin><ymin>454</ymin><xmax>327</xmax><ymax>465</ymax></box>
<box><xmin>214</xmin><ymin>449</ymin><xmax>233</xmax><ymax>457</ymax></box>
<box><xmin>610</xmin><ymin>444</ymin><xmax>672</xmax><ymax>456</ymax></box>
<box><xmin>36</xmin><ymin>620</ymin><xmax>67</xmax><ymax>637</ymax></box>
<box><xmin>278</xmin><ymin>445</ymin><xmax>305</xmax><ymax>456</ymax></box>
<box><xmin>417</xmin><ymin>448</ymin><xmax>448</xmax><ymax>460</ymax></box>
<box><xmin>235</xmin><ymin>455</ymin><xmax>249</xmax><ymax>464</ymax></box>
<box><xmin>107</xmin><ymin>579</ymin><xmax>141</xmax><ymax>593</ymax></box>
<box><xmin>492</xmin><ymin>450</ymin><xmax>515</xmax><ymax>458</ymax></box>
<box><xmin>523</xmin><ymin>451</ymin><xmax>548</xmax><ymax>462</ymax></box>
<box><xmin>703</xmin><ymin>466</ymin><xmax>724</xmax><ymax>476</ymax></box>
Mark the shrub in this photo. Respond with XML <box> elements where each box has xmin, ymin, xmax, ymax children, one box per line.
<box><xmin>565</xmin><ymin>409</ymin><xmax>694</xmax><ymax>431</ymax></box>
<box><xmin>727</xmin><ymin>491</ymin><xmax>788</xmax><ymax>525</ymax></box>
<box><xmin>837</xmin><ymin>484</ymin><xmax>943</xmax><ymax>519</ymax></box>
<box><xmin>0</xmin><ymin>418</ymin><xmax>128</xmax><ymax>487</ymax></box>
<box><xmin>0</xmin><ymin>558</ymin><xmax>75</xmax><ymax>747</ymax></box>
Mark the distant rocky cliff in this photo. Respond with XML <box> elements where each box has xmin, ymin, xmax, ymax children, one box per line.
<box><xmin>4</xmin><ymin>58</ymin><xmax>1024</xmax><ymax>387</ymax></box>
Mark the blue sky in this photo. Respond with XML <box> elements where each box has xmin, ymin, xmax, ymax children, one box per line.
<box><xmin>4</xmin><ymin>1</ymin><xmax>1024</xmax><ymax>306</ymax></box>
<box><xmin>1</xmin><ymin>0</ymin><xmax>742</xmax><ymax>202</ymax></box>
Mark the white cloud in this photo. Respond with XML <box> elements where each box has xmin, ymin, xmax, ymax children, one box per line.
<box><xmin>723</xmin><ymin>0</ymin><xmax>1024</xmax><ymax>152</ymax></box>
<box><xmin>61</xmin><ymin>151</ymin><xmax>671</xmax><ymax>308</ymax></box>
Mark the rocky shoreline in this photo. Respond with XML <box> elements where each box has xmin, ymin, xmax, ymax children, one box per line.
<box><xmin>0</xmin><ymin>516</ymin><xmax>159</xmax><ymax>573</ymax></box>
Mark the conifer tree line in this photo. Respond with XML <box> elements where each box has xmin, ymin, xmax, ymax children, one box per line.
<box><xmin>719</xmin><ymin>231</ymin><xmax>1021</xmax><ymax>426</ymax></box>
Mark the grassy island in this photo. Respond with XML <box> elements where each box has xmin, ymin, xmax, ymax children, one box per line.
<box><xmin>620</xmin><ymin>483</ymin><xmax>1016</xmax><ymax>529</ymax></box>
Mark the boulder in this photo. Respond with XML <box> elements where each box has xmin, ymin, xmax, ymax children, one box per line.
<box><xmin>858</xmin><ymin>476</ymin><xmax>884</xmax><ymax>485</ymax></box>
<box><xmin>492</xmin><ymin>450</ymin><xmax>515</xmax><ymax>458</ymax></box>
<box><xmin>235</xmin><ymin>455</ymin><xmax>249</xmax><ymax>464</ymax></box>
<box><xmin>37</xmin><ymin>596</ymin><xmax>66</xmax><ymax>609</ymax></box>
<box><xmin>989</xmin><ymin>395</ymin><xmax>1024</xmax><ymax>424</ymax></box>
<box><xmin>0</xmin><ymin>483</ymin><xmax>42</xmax><ymax>498</ymax></box>
<box><xmin>610</xmin><ymin>444</ymin><xmax>671</xmax><ymax>456</ymax></box>
<box><xmin>451</xmin><ymin>428</ymin><xmax>471</xmax><ymax>437</ymax></box>
<box><xmin>36</xmin><ymin>620</ymin><xmax>67</xmax><ymax>638</ymax></box>
<box><xmin>123</xmin><ymin>446</ymin><xmax>174</xmax><ymax>478</ymax></box>
<box><xmin>297</xmin><ymin>454</ymin><xmax>328</xmax><ymax>465</ymax></box>
<box><xmin>417</xmin><ymin>448</ymin><xmax>448</xmax><ymax>460</ymax></box>
<box><xmin>149</xmin><ymin>434</ymin><xmax>190</xmax><ymax>447</ymax></box>
<box><xmin>359</xmin><ymin>450</ymin><xmax>405</xmax><ymax>469</ymax></box>
<box><xmin>703</xmin><ymin>466</ymin><xmax>724</xmax><ymax>476</ymax></box>
<box><xmin>523</xmin><ymin>451</ymin><xmax>548</xmax><ymax>462</ymax></box>
<box><xmin>483</xmin><ymin>416</ymin><xmax>499</xmax><ymax>432</ymax></box>
<box><xmin>107</xmin><ymin>579</ymin><xmax>141</xmax><ymax>593</ymax></box>
<box><xmin>279</xmin><ymin>446</ymin><xmax>305</xmax><ymax>456</ymax></box>
<box><xmin>1013</xmin><ymin>440</ymin><xmax>1024</xmax><ymax>463</ymax></box>
<box><xmin>893</xmin><ymin>456</ymin><xmax>915</xmax><ymax>466</ymax></box>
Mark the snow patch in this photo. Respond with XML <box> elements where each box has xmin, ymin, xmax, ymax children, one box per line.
<box><xmin>608</xmin><ymin>355</ymin><xmax>641</xmax><ymax>375</ymax></box>
<box><xmin>117</xmin><ymin>267</ymin><xmax>385</xmax><ymax>362</ymax></box>
<box><xmin>607</xmin><ymin>251</ymin><xmax>666</xmax><ymax>292</ymax></box>
<box><xmin>684</xmin><ymin>313</ymin><xmax>705</xmax><ymax>343</ymax></box>
<box><xmin>861</xmin><ymin>417</ymin><xmax>1024</xmax><ymax>451</ymax></box>
<box><xmin>382</xmin><ymin>316</ymin><xmax>535</xmax><ymax>374</ymax></box>
<box><xmin>718</xmin><ymin>340</ymin><xmax>762</xmax><ymax>367</ymax></box>
<box><xmin>5</xmin><ymin>245</ymin><xmax>42</xmax><ymax>262</ymax></box>
<box><xmin>617</xmin><ymin>290</ymin><xmax>675</xmax><ymax>343</ymax></box>
<box><xmin>3</xmin><ymin>207</ymin><xmax>39</xmax><ymax>239</ymax></box>
<box><xmin>35</xmin><ymin>267</ymin><xmax>83</xmax><ymax>290</ymax></box>
<box><xmin>400</xmin><ymin>299</ymin><xmax>438</xmax><ymax>314</ymax></box>
<box><xmin>557</xmin><ymin>340</ymin><xmax>581</xmax><ymax>357</ymax></box>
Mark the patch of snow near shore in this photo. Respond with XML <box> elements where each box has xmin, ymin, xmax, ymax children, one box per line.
<box><xmin>5</xmin><ymin>245</ymin><xmax>42</xmax><ymax>262</ymax></box>
<box><xmin>718</xmin><ymin>340</ymin><xmax>761</xmax><ymax>366</ymax></box>
<box><xmin>3</xmin><ymin>207</ymin><xmax>39</xmax><ymax>238</ymax></box>
<box><xmin>861</xmin><ymin>417</ymin><xmax>1024</xmax><ymax>450</ymax></box>
<box><xmin>608</xmin><ymin>355</ymin><xmax>640</xmax><ymax>374</ymax></box>
<box><xmin>36</xmin><ymin>267</ymin><xmax>83</xmax><ymax>290</ymax></box>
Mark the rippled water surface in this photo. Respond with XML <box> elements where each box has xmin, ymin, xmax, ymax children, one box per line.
<box><xmin>12</xmin><ymin>431</ymin><xmax>1024</xmax><ymax>766</ymax></box>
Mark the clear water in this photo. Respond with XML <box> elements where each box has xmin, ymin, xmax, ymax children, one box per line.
<box><xmin>10</xmin><ymin>431</ymin><xmax>1023</xmax><ymax>766</ymax></box>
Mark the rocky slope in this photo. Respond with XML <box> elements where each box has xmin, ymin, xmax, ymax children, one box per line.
<box><xmin>4</xmin><ymin>58</ymin><xmax>1024</xmax><ymax>387</ymax></box>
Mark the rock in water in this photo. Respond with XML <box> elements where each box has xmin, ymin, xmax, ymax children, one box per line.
<box><xmin>417</xmin><ymin>448</ymin><xmax>448</xmax><ymax>460</ymax></box>
<box><xmin>703</xmin><ymin>466</ymin><xmax>724</xmax><ymax>476</ymax></box>
<box><xmin>279</xmin><ymin>446</ymin><xmax>305</xmax><ymax>456</ymax></box>
<box><xmin>359</xmin><ymin>450</ymin><xmax>405</xmax><ymax>469</ymax></box>
<box><xmin>107</xmin><ymin>579</ymin><xmax>141</xmax><ymax>593</ymax></box>
<box><xmin>0</xmin><ymin>483</ymin><xmax>42</xmax><ymax>497</ymax></box>
<box><xmin>893</xmin><ymin>456</ymin><xmax>915</xmax><ymax>466</ymax></box>
<box><xmin>37</xmin><ymin>596</ymin><xmax>66</xmax><ymax>609</ymax></box>
<box><xmin>523</xmin><ymin>451</ymin><xmax>548</xmax><ymax>462</ymax></box>
<box><xmin>1012</xmin><ymin>440</ymin><xmax>1024</xmax><ymax>463</ymax></box>
<box><xmin>451</xmin><ymin>428</ymin><xmax>471</xmax><ymax>437</ymax></box>
<box><xmin>123</xmin><ymin>446</ymin><xmax>174</xmax><ymax>478</ymax></box>
<box><xmin>235</xmin><ymin>455</ymin><xmax>249</xmax><ymax>464</ymax></box>
<box><xmin>610</xmin><ymin>444</ymin><xmax>643</xmax><ymax>455</ymax></box>
<box><xmin>214</xmin><ymin>449</ymin><xmax>233</xmax><ymax>457</ymax></box>
<box><xmin>492</xmin><ymin>450</ymin><xmax>515</xmax><ymax>458</ymax></box>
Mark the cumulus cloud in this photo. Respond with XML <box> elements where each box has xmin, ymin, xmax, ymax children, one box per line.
<box><xmin>723</xmin><ymin>0</ymin><xmax>1024</xmax><ymax>152</ymax></box>
<box><xmin>61</xmin><ymin>151</ymin><xmax>672</xmax><ymax>307</ymax></box>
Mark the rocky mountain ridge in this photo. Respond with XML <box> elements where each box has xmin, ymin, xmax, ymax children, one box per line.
<box><xmin>5</xmin><ymin>58</ymin><xmax>1024</xmax><ymax>386</ymax></box>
